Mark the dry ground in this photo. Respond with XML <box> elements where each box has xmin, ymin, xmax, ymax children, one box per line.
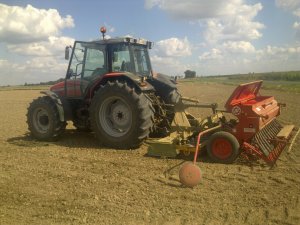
<box><xmin>0</xmin><ymin>82</ymin><xmax>299</xmax><ymax>225</ymax></box>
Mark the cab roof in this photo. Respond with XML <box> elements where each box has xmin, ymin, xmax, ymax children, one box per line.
<box><xmin>92</xmin><ymin>37</ymin><xmax>153</xmax><ymax>48</ymax></box>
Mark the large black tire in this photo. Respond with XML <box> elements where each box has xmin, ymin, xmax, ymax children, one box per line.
<box><xmin>207</xmin><ymin>131</ymin><xmax>240</xmax><ymax>164</ymax></box>
<box><xmin>90</xmin><ymin>80</ymin><xmax>154</xmax><ymax>149</ymax></box>
<box><xmin>27</xmin><ymin>96</ymin><xmax>66</xmax><ymax>141</ymax></box>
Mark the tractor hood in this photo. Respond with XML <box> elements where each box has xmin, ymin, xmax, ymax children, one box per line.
<box><xmin>50</xmin><ymin>81</ymin><xmax>66</xmax><ymax>96</ymax></box>
<box><xmin>225</xmin><ymin>80</ymin><xmax>263</xmax><ymax>110</ymax></box>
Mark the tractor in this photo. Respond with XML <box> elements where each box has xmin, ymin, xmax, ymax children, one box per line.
<box><xmin>27</xmin><ymin>27</ymin><xmax>180</xmax><ymax>149</ymax></box>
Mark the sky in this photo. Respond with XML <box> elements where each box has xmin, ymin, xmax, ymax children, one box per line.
<box><xmin>0</xmin><ymin>0</ymin><xmax>300</xmax><ymax>85</ymax></box>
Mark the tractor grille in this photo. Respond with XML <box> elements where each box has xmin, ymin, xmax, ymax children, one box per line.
<box><xmin>251</xmin><ymin>119</ymin><xmax>282</xmax><ymax>157</ymax></box>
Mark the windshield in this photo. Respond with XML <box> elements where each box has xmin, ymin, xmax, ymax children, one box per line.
<box><xmin>133</xmin><ymin>45</ymin><xmax>151</xmax><ymax>77</ymax></box>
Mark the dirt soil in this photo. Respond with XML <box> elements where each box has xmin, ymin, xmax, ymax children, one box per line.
<box><xmin>0</xmin><ymin>82</ymin><xmax>299</xmax><ymax>225</ymax></box>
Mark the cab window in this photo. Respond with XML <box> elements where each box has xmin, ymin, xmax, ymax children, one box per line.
<box><xmin>68</xmin><ymin>42</ymin><xmax>85</xmax><ymax>79</ymax></box>
<box><xmin>133</xmin><ymin>46</ymin><xmax>151</xmax><ymax>76</ymax></box>
<box><xmin>83</xmin><ymin>46</ymin><xmax>107</xmax><ymax>80</ymax></box>
<box><xmin>111</xmin><ymin>44</ymin><xmax>133</xmax><ymax>73</ymax></box>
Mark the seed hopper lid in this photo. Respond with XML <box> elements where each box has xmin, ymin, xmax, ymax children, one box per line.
<box><xmin>225</xmin><ymin>80</ymin><xmax>263</xmax><ymax>111</ymax></box>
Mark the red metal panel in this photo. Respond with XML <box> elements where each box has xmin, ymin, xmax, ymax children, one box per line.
<box><xmin>225</xmin><ymin>80</ymin><xmax>262</xmax><ymax>111</ymax></box>
<box><xmin>50</xmin><ymin>81</ymin><xmax>65</xmax><ymax>97</ymax></box>
<box><xmin>225</xmin><ymin>81</ymin><xmax>281</xmax><ymax>144</ymax></box>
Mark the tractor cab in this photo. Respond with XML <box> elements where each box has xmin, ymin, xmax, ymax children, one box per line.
<box><xmin>52</xmin><ymin>35</ymin><xmax>153</xmax><ymax>98</ymax></box>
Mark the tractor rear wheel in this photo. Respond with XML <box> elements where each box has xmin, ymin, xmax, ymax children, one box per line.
<box><xmin>90</xmin><ymin>80</ymin><xmax>154</xmax><ymax>149</ymax></box>
<box><xmin>207</xmin><ymin>131</ymin><xmax>240</xmax><ymax>164</ymax></box>
<box><xmin>27</xmin><ymin>96</ymin><xmax>66</xmax><ymax>140</ymax></box>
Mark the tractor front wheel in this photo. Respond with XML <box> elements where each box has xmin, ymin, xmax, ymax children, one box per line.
<box><xmin>207</xmin><ymin>131</ymin><xmax>240</xmax><ymax>164</ymax></box>
<box><xmin>90</xmin><ymin>81</ymin><xmax>154</xmax><ymax>149</ymax></box>
<box><xmin>27</xmin><ymin>96</ymin><xmax>66</xmax><ymax>140</ymax></box>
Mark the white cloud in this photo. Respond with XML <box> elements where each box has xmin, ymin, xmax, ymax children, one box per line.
<box><xmin>294</xmin><ymin>21</ymin><xmax>300</xmax><ymax>29</ymax></box>
<box><xmin>294</xmin><ymin>8</ymin><xmax>300</xmax><ymax>17</ymax></box>
<box><xmin>145</xmin><ymin>0</ymin><xmax>264</xmax><ymax>43</ymax></box>
<box><xmin>155</xmin><ymin>37</ymin><xmax>191</xmax><ymax>57</ymax></box>
<box><xmin>199</xmin><ymin>48</ymin><xmax>223</xmax><ymax>60</ymax></box>
<box><xmin>145</xmin><ymin>0</ymin><xmax>243</xmax><ymax>19</ymax></box>
<box><xmin>0</xmin><ymin>4</ymin><xmax>74</xmax><ymax>44</ymax></box>
<box><xmin>0</xmin><ymin>57</ymin><xmax>68</xmax><ymax>85</ymax></box>
<box><xmin>150</xmin><ymin>54</ymin><xmax>189</xmax><ymax>75</ymax></box>
<box><xmin>199</xmin><ymin>41</ymin><xmax>255</xmax><ymax>61</ymax></box>
<box><xmin>148</xmin><ymin>36</ymin><xmax>192</xmax><ymax>75</ymax></box>
<box><xmin>7</xmin><ymin>36</ymin><xmax>75</xmax><ymax>57</ymax></box>
<box><xmin>257</xmin><ymin>45</ymin><xmax>300</xmax><ymax>57</ymax></box>
<box><xmin>222</xmin><ymin>41</ymin><xmax>255</xmax><ymax>53</ymax></box>
<box><xmin>0</xmin><ymin>3</ymin><xmax>75</xmax><ymax>85</ymax></box>
<box><xmin>255</xmin><ymin>45</ymin><xmax>300</xmax><ymax>71</ymax></box>
<box><xmin>203</xmin><ymin>3</ymin><xmax>264</xmax><ymax>43</ymax></box>
<box><xmin>276</xmin><ymin>0</ymin><xmax>300</xmax><ymax>36</ymax></box>
<box><xmin>275</xmin><ymin>0</ymin><xmax>300</xmax><ymax>11</ymax></box>
<box><xmin>197</xmin><ymin>43</ymin><xmax>300</xmax><ymax>75</ymax></box>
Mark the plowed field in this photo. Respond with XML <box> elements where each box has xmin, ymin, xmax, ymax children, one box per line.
<box><xmin>0</xmin><ymin>82</ymin><xmax>299</xmax><ymax>225</ymax></box>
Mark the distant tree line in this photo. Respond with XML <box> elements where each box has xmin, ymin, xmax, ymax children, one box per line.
<box><xmin>227</xmin><ymin>71</ymin><xmax>300</xmax><ymax>81</ymax></box>
<box><xmin>24</xmin><ymin>78</ymin><xmax>65</xmax><ymax>86</ymax></box>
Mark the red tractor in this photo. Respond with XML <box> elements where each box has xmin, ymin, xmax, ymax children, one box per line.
<box><xmin>27</xmin><ymin>28</ymin><xmax>180</xmax><ymax>149</ymax></box>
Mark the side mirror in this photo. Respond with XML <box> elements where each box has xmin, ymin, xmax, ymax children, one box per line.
<box><xmin>65</xmin><ymin>46</ymin><xmax>71</xmax><ymax>60</ymax></box>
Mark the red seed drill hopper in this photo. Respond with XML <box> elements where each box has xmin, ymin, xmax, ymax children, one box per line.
<box><xmin>224</xmin><ymin>80</ymin><xmax>295</xmax><ymax>165</ymax></box>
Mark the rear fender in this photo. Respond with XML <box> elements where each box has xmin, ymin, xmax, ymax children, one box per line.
<box><xmin>88</xmin><ymin>72</ymin><xmax>154</xmax><ymax>99</ymax></box>
<box><xmin>152</xmin><ymin>73</ymin><xmax>177</xmax><ymax>89</ymax></box>
<box><xmin>41</xmin><ymin>90</ymin><xmax>71</xmax><ymax>122</ymax></box>
<box><xmin>147</xmin><ymin>73</ymin><xmax>177</xmax><ymax>95</ymax></box>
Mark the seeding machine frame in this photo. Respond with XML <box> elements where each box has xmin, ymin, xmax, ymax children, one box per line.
<box><xmin>146</xmin><ymin>80</ymin><xmax>298</xmax><ymax>187</ymax></box>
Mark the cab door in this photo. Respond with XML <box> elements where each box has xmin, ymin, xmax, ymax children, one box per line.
<box><xmin>65</xmin><ymin>42</ymin><xmax>85</xmax><ymax>98</ymax></box>
<box><xmin>66</xmin><ymin>42</ymin><xmax>107</xmax><ymax>98</ymax></box>
<box><xmin>80</xmin><ymin>45</ymin><xmax>107</xmax><ymax>95</ymax></box>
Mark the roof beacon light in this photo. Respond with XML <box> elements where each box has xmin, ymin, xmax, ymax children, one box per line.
<box><xmin>100</xmin><ymin>26</ymin><xmax>106</xmax><ymax>40</ymax></box>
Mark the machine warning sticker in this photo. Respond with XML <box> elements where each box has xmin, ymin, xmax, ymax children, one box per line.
<box><xmin>244</xmin><ymin>128</ymin><xmax>256</xmax><ymax>133</ymax></box>
<box><xmin>232</xmin><ymin>106</ymin><xmax>241</xmax><ymax>116</ymax></box>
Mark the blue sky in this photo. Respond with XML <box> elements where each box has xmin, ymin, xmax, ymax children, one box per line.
<box><xmin>0</xmin><ymin>0</ymin><xmax>299</xmax><ymax>85</ymax></box>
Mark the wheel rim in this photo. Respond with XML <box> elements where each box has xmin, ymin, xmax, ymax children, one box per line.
<box><xmin>33</xmin><ymin>107</ymin><xmax>50</xmax><ymax>133</ymax></box>
<box><xmin>99</xmin><ymin>96</ymin><xmax>132</xmax><ymax>138</ymax></box>
<box><xmin>211</xmin><ymin>138</ymin><xmax>233</xmax><ymax>159</ymax></box>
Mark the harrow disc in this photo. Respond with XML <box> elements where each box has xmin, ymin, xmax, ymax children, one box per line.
<box><xmin>179</xmin><ymin>162</ymin><xmax>202</xmax><ymax>188</ymax></box>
